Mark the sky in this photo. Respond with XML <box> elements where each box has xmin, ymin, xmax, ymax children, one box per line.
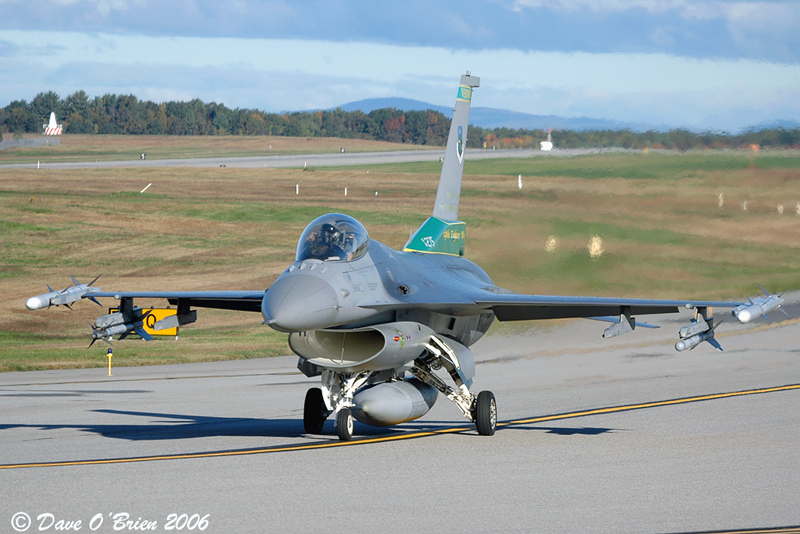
<box><xmin>1</xmin><ymin>0</ymin><xmax>799</xmax><ymax>131</ymax></box>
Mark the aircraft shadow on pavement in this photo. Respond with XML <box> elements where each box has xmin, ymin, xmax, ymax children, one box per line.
<box><xmin>0</xmin><ymin>409</ymin><xmax>442</xmax><ymax>441</ymax></box>
<box><xmin>504</xmin><ymin>425</ymin><xmax>616</xmax><ymax>436</ymax></box>
<box><xmin>0</xmin><ymin>410</ymin><xmax>617</xmax><ymax>442</ymax></box>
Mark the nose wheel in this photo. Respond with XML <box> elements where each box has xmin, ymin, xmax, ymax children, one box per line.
<box><xmin>337</xmin><ymin>408</ymin><xmax>354</xmax><ymax>441</ymax></box>
<box><xmin>474</xmin><ymin>391</ymin><xmax>497</xmax><ymax>436</ymax></box>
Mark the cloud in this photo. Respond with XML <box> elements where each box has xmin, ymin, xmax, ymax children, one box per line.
<box><xmin>0</xmin><ymin>39</ymin><xmax>20</xmax><ymax>57</ymax></box>
<box><xmin>0</xmin><ymin>0</ymin><xmax>798</xmax><ymax>62</ymax></box>
<box><xmin>1</xmin><ymin>33</ymin><xmax>798</xmax><ymax>132</ymax></box>
<box><xmin>506</xmin><ymin>0</ymin><xmax>800</xmax><ymax>62</ymax></box>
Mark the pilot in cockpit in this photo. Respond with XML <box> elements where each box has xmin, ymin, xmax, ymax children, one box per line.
<box><xmin>297</xmin><ymin>213</ymin><xmax>370</xmax><ymax>263</ymax></box>
<box><xmin>309</xmin><ymin>223</ymin><xmax>347</xmax><ymax>260</ymax></box>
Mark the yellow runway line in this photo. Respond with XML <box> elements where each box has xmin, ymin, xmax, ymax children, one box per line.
<box><xmin>2</xmin><ymin>383</ymin><xmax>798</xmax><ymax>470</ymax></box>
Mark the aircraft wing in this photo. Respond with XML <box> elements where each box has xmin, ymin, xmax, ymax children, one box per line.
<box><xmin>25</xmin><ymin>283</ymin><xmax>267</xmax><ymax>313</ymax></box>
<box><xmin>25</xmin><ymin>282</ymin><xmax>268</xmax><ymax>345</ymax></box>
<box><xmin>472</xmin><ymin>294</ymin><xmax>742</xmax><ymax>322</ymax></box>
<box><xmin>87</xmin><ymin>291</ymin><xmax>266</xmax><ymax>313</ymax></box>
<box><xmin>362</xmin><ymin>290</ymin><xmax>741</xmax><ymax>321</ymax></box>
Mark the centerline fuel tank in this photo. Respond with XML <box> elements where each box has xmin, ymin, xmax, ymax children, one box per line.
<box><xmin>352</xmin><ymin>378</ymin><xmax>438</xmax><ymax>426</ymax></box>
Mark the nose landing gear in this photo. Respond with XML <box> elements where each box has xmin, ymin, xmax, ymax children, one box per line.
<box><xmin>474</xmin><ymin>390</ymin><xmax>497</xmax><ymax>436</ymax></box>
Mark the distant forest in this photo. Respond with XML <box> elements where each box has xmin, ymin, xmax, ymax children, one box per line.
<box><xmin>2</xmin><ymin>90</ymin><xmax>799</xmax><ymax>150</ymax></box>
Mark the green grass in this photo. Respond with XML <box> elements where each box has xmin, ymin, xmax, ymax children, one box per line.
<box><xmin>2</xmin><ymin>149</ymin><xmax>800</xmax><ymax>370</ymax></box>
<box><xmin>0</xmin><ymin>323</ymin><xmax>290</xmax><ymax>372</ymax></box>
<box><xmin>322</xmin><ymin>152</ymin><xmax>800</xmax><ymax>178</ymax></box>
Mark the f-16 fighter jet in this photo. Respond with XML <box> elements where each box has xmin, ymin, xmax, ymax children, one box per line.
<box><xmin>26</xmin><ymin>73</ymin><xmax>785</xmax><ymax>441</ymax></box>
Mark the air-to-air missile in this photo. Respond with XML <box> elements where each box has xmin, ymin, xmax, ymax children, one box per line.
<box><xmin>732</xmin><ymin>286</ymin><xmax>786</xmax><ymax>324</ymax></box>
<box><xmin>675</xmin><ymin>329</ymin><xmax>721</xmax><ymax>352</ymax></box>
<box><xmin>675</xmin><ymin>309</ymin><xmax>724</xmax><ymax>352</ymax></box>
<box><xmin>88</xmin><ymin>309</ymin><xmax>153</xmax><ymax>347</ymax></box>
<box><xmin>25</xmin><ymin>275</ymin><xmax>102</xmax><ymax>310</ymax></box>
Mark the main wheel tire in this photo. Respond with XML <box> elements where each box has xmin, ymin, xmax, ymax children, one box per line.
<box><xmin>337</xmin><ymin>408</ymin><xmax>354</xmax><ymax>441</ymax></box>
<box><xmin>303</xmin><ymin>387</ymin><xmax>328</xmax><ymax>434</ymax></box>
<box><xmin>475</xmin><ymin>391</ymin><xmax>497</xmax><ymax>436</ymax></box>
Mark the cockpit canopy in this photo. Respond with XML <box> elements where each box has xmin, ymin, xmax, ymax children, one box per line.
<box><xmin>296</xmin><ymin>213</ymin><xmax>370</xmax><ymax>262</ymax></box>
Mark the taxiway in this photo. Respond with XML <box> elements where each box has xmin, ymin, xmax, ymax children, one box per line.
<box><xmin>1</xmin><ymin>304</ymin><xmax>799</xmax><ymax>533</ymax></box>
<box><xmin>0</xmin><ymin>147</ymin><xmax>635</xmax><ymax>170</ymax></box>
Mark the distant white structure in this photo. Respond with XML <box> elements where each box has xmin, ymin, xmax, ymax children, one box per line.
<box><xmin>588</xmin><ymin>235</ymin><xmax>604</xmax><ymax>258</ymax></box>
<box><xmin>43</xmin><ymin>112</ymin><xmax>62</xmax><ymax>135</ymax></box>
<box><xmin>540</xmin><ymin>127</ymin><xmax>553</xmax><ymax>151</ymax></box>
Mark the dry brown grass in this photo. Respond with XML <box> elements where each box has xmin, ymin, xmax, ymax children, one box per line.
<box><xmin>2</xmin><ymin>151</ymin><xmax>799</xmax><ymax>370</ymax></box>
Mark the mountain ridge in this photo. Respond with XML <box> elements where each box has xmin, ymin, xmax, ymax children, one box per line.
<box><xmin>336</xmin><ymin>97</ymin><xmax>656</xmax><ymax>132</ymax></box>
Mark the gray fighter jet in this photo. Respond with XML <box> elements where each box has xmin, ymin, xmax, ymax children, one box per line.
<box><xmin>25</xmin><ymin>73</ymin><xmax>786</xmax><ymax>441</ymax></box>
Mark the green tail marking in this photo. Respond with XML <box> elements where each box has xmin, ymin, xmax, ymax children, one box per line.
<box><xmin>403</xmin><ymin>216</ymin><xmax>466</xmax><ymax>256</ymax></box>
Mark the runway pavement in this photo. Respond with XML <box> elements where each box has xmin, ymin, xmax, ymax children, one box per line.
<box><xmin>1</xmin><ymin>304</ymin><xmax>799</xmax><ymax>533</ymax></box>
<box><xmin>0</xmin><ymin>147</ymin><xmax>636</xmax><ymax>170</ymax></box>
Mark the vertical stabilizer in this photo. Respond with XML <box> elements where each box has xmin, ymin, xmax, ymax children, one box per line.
<box><xmin>404</xmin><ymin>73</ymin><xmax>478</xmax><ymax>257</ymax></box>
<box><xmin>433</xmin><ymin>73</ymin><xmax>479</xmax><ymax>222</ymax></box>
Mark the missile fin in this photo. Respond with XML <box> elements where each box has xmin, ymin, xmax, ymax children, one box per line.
<box><xmin>88</xmin><ymin>337</ymin><xmax>113</xmax><ymax>348</ymax></box>
<box><xmin>88</xmin><ymin>296</ymin><xmax>102</xmax><ymax>307</ymax></box>
<box><xmin>707</xmin><ymin>338</ymin><xmax>724</xmax><ymax>352</ymax></box>
<box><xmin>134</xmin><ymin>326</ymin><xmax>153</xmax><ymax>341</ymax></box>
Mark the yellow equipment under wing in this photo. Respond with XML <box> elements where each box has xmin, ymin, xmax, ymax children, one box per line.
<box><xmin>109</xmin><ymin>307</ymin><xmax>178</xmax><ymax>337</ymax></box>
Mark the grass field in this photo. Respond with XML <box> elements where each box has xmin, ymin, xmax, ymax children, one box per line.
<box><xmin>2</xmin><ymin>140</ymin><xmax>800</xmax><ymax>371</ymax></box>
<box><xmin>0</xmin><ymin>134</ymin><xmax>433</xmax><ymax>164</ymax></box>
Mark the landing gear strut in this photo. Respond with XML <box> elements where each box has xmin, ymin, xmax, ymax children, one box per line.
<box><xmin>411</xmin><ymin>335</ymin><xmax>499</xmax><ymax>436</ymax></box>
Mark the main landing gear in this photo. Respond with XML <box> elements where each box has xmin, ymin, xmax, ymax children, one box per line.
<box><xmin>303</xmin><ymin>387</ymin><xmax>330</xmax><ymax>434</ymax></box>
<box><xmin>302</xmin><ymin>383</ymin><xmax>497</xmax><ymax>440</ymax></box>
<box><xmin>301</xmin><ymin>335</ymin><xmax>499</xmax><ymax>440</ymax></box>
<box><xmin>302</xmin><ymin>370</ymin><xmax>371</xmax><ymax>441</ymax></box>
<box><xmin>303</xmin><ymin>385</ymin><xmax>354</xmax><ymax>440</ymax></box>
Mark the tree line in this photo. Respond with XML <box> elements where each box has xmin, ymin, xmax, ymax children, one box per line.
<box><xmin>1</xmin><ymin>90</ymin><xmax>799</xmax><ymax>150</ymax></box>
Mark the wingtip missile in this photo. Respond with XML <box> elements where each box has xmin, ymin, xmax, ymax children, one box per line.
<box><xmin>732</xmin><ymin>287</ymin><xmax>785</xmax><ymax>324</ymax></box>
<box><xmin>25</xmin><ymin>276</ymin><xmax>102</xmax><ymax>310</ymax></box>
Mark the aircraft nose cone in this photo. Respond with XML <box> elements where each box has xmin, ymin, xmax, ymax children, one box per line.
<box><xmin>262</xmin><ymin>274</ymin><xmax>339</xmax><ymax>331</ymax></box>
